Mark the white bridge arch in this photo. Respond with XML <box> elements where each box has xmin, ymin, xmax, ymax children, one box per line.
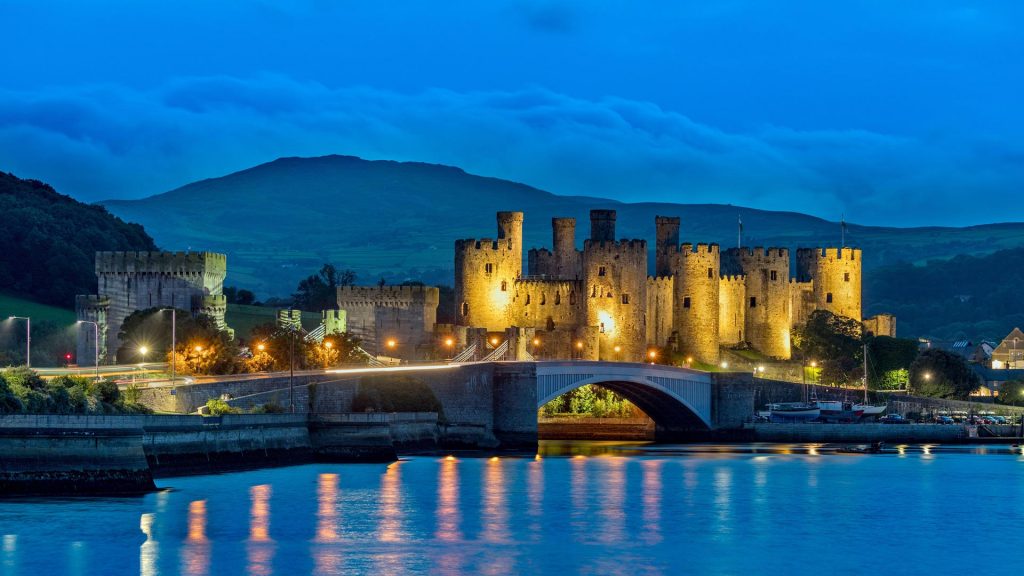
<box><xmin>535</xmin><ymin>361</ymin><xmax>713</xmax><ymax>429</ymax></box>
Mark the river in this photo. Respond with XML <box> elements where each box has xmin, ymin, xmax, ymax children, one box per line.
<box><xmin>2</xmin><ymin>441</ymin><xmax>1022</xmax><ymax>575</ymax></box>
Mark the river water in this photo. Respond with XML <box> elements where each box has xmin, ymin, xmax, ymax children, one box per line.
<box><xmin>2</xmin><ymin>441</ymin><xmax>1023</xmax><ymax>575</ymax></box>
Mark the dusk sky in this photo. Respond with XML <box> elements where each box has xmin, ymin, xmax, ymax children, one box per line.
<box><xmin>2</xmin><ymin>1</ymin><xmax>1022</xmax><ymax>226</ymax></box>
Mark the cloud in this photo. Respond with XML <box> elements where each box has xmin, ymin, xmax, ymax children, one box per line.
<box><xmin>0</xmin><ymin>75</ymin><xmax>1022</xmax><ymax>226</ymax></box>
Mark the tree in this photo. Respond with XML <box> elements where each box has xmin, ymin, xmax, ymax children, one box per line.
<box><xmin>248</xmin><ymin>323</ymin><xmax>366</xmax><ymax>372</ymax></box>
<box><xmin>998</xmin><ymin>380</ymin><xmax>1024</xmax><ymax>406</ymax></box>
<box><xmin>909</xmin><ymin>349</ymin><xmax>981</xmax><ymax>399</ymax></box>
<box><xmin>293</xmin><ymin>263</ymin><xmax>356</xmax><ymax>312</ymax></box>
<box><xmin>793</xmin><ymin>310</ymin><xmax>863</xmax><ymax>385</ymax></box>
<box><xmin>117</xmin><ymin>308</ymin><xmax>240</xmax><ymax>375</ymax></box>
<box><xmin>868</xmin><ymin>336</ymin><xmax>919</xmax><ymax>390</ymax></box>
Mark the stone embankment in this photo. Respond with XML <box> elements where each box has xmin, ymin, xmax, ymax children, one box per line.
<box><xmin>0</xmin><ymin>412</ymin><xmax>442</xmax><ymax>495</ymax></box>
<box><xmin>745</xmin><ymin>423</ymin><xmax>1021</xmax><ymax>443</ymax></box>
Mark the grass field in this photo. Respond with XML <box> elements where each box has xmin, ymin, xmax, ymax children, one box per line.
<box><xmin>0</xmin><ymin>292</ymin><xmax>76</xmax><ymax>325</ymax></box>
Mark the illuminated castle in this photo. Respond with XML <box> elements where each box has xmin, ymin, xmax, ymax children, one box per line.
<box><xmin>454</xmin><ymin>210</ymin><xmax>884</xmax><ymax>364</ymax></box>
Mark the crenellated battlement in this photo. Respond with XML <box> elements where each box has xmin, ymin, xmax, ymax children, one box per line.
<box><xmin>528</xmin><ymin>247</ymin><xmax>553</xmax><ymax>256</ymax></box>
<box><xmin>679</xmin><ymin>242</ymin><xmax>720</xmax><ymax>256</ymax></box>
<box><xmin>797</xmin><ymin>247</ymin><xmax>861</xmax><ymax>261</ymax></box>
<box><xmin>582</xmin><ymin>239</ymin><xmax>648</xmax><ymax>254</ymax></box>
<box><xmin>338</xmin><ymin>285</ymin><xmax>440</xmax><ymax>305</ymax></box>
<box><xmin>455</xmin><ymin>238</ymin><xmax>517</xmax><ymax>252</ymax></box>
<box><xmin>720</xmin><ymin>274</ymin><xmax>746</xmax><ymax>284</ymax></box>
<box><xmin>95</xmin><ymin>251</ymin><xmax>226</xmax><ymax>276</ymax></box>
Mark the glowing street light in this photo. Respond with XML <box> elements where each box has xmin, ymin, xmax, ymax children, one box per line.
<box><xmin>7</xmin><ymin>316</ymin><xmax>30</xmax><ymax>368</ymax></box>
<box><xmin>256</xmin><ymin>343</ymin><xmax>266</xmax><ymax>352</ymax></box>
<box><xmin>194</xmin><ymin>345</ymin><xmax>203</xmax><ymax>352</ymax></box>
<box><xmin>648</xmin><ymin>349</ymin><xmax>658</xmax><ymax>363</ymax></box>
<box><xmin>810</xmin><ymin>360</ymin><xmax>818</xmax><ymax>368</ymax></box>
<box><xmin>490</xmin><ymin>337</ymin><xmax>500</xmax><ymax>346</ymax></box>
<box><xmin>532</xmin><ymin>338</ymin><xmax>540</xmax><ymax>347</ymax></box>
<box><xmin>324</xmin><ymin>341</ymin><xmax>333</xmax><ymax>349</ymax></box>
<box><xmin>386</xmin><ymin>338</ymin><xmax>397</xmax><ymax>350</ymax></box>
<box><xmin>720</xmin><ymin>361</ymin><xmax>729</xmax><ymax>369</ymax></box>
<box><xmin>923</xmin><ymin>372</ymin><xmax>932</xmax><ymax>381</ymax></box>
<box><xmin>613</xmin><ymin>345</ymin><xmax>621</xmax><ymax>353</ymax></box>
<box><xmin>757</xmin><ymin>365</ymin><xmax>765</xmax><ymax>374</ymax></box>
<box><xmin>444</xmin><ymin>337</ymin><xmax>454</xmax><ymax>348</ymax></box>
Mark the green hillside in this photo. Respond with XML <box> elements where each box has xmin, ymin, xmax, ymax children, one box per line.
<box><xmin>0</xmin><ymin>292</ymin><xmax>76</xmax><ymax>325</ymax></box>
<box><xmin>103</xmin><ymin>155</ymin><xmax>1024</xmax><ymax>301</ymax></box>
<box><xmin>0</xmin><ymin>171</ymin><xmax>157</xmax><ymax>307</ymax></box>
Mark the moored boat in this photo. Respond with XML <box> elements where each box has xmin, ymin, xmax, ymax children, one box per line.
<box><xmin>767</xmin><ymin>402</ymin><xmax>821</xmax><ymax>423</ymax></box>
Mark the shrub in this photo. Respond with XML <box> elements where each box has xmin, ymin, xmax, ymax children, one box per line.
<box><xmin>252</xmin><ymin>402</ymin><xmax>286</xmax><ymax>414</ymax></box>
<box><xmin>205</xmin><ymin>398</ymin><xmax>240</xmax><ymax>415</ymax></box>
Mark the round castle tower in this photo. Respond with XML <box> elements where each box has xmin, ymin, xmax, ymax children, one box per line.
<box><xmin>581</xmin><ymin>210</ymin><xmax>647</xmax><ymax>361</ymax></box>
<box><xmin>722</xmin><ymin>247</ymin><xmax>792</xmax><ymax>359</ymax></box>
<box><xmin>454</xmin><ymin>211</ymin><xmax>523</xmax><ymax>331</ymax></box>
<box><xmin>655</xmin><ymin>216</ymin><xmax>680</xmax><ymax>277</ymax></box>
<box><xmin>796</xmin><ymin>247</ymin><xmax>862</xmax><ymax>322</ymax></box>
<box><xmin>718</xmin><ymin>274</ymin><xmax>747</xmax><ymax>346</ymax></box>
<box><xmin>673</xmin><ymin>243</ymin><xmax>720</xmax><ymax>364</ymax></box>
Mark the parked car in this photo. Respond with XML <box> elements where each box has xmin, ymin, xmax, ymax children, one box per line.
<box><xmin>935</xmin><ymin>415</ymin><xmax>955</xmax><ymax>425</ymax></box>
<box><xmin>880</xmin><ymin>414</ymin><xmax>907</xmax><ymax>424</ymax></box>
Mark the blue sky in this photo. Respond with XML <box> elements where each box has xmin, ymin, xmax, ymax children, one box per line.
<box><xmin>1</xmin><ymin>1</ymin><xmax>1022</xmax><ymax>226</ymax></box>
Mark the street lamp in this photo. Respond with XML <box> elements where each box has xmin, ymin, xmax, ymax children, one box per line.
<box><xmin>7</xmin><ymin>316</ymin><xmax>30</xmax><ymax>368</ymax></box>
<box><xmin>159</xmin><ymin>308</ymin><xmax>177</xmax><ymax>392</ymax></box>
<box><xmin>575</xmin><ymin>340</ymin><xmax>584</xmax><ymax>360</ymax></box>
<box><xmin>648</xmin><ymin>349</ymin><xmax>658</xmax><ymax>364</ymax></box>
<box><xmin>323</xmin><ymin>340</ymin><xmax>333</xmax><ymax>369</ymax></box>
<box><xmin>76</xmin><ymin>320</ymin><xmax>100</xmax><ymax>380</ymax></box>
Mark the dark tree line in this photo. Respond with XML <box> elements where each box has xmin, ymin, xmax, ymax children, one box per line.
<box><xmin>0</xmin><ymin>172</ymin><xmax>156</xmax><ymax>306</ymax></box>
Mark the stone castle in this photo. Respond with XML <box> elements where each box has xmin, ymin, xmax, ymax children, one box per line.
<box><xmin>76</xmin><ymin>251</ymin><xmax>232</xmax><ymax>365</ymax></box>
<box><xmin>454</xmin><ymin>210</ymin><xmax>887</xmax><ymax>364</ymax></box>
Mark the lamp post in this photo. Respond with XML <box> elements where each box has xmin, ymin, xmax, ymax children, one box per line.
<box><xmin>323</xmin><ymin>340</ymin><xmax>333</xmax><ymax>369</ymax></box>
<box><xmin>160</xmin><ymin>308</ymin><xmax>177</xmax><ymax>392</ymax></box>
<box><xmin>76</xmin><ymin>320</ymin><xmax>100</xmax><ymax>380</ymax></box>
<box><xmin>8</xmin><ymin>316</ymin><xmax>30</xmax><ymax>368</ymax></box>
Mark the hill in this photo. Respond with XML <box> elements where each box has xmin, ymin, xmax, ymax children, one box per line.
<box><xmin>101</xmin><ymin>155</ymin><xmax>1024</xmax><ymax>328</ymax></box>
<box><xmin>0</xmin><ymin>172</ymin><xmax>157</xmax><ymax>307</ymax></box>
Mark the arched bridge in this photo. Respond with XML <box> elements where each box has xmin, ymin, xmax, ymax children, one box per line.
<box><xmin>535</xmin><ymin>361</ymin><xmax>713</xmax><ymax>430</ymax></box>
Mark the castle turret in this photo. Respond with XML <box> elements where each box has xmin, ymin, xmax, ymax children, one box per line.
<box><xmin>552</xmin><ymin>217</ymin><xmax>580</xmax><ymax>279</ymax></box>
<box><xmin>718</xmin><ymin>275</ymin><xmax>746</xmax><ymax>346</ymax></box>
<box><xmin>582</xmin><ymin>228</ymin><xmax>647</xmax><ymax>361</ymax></box>
<box><xmin>455</xmin><ymin>211</ymin><xmax>523</xmax><ymax>331</ymax></box>
<box><xmin>589</xmin><ymin>209</ymin><xmax>617</xmax><ymax>242</ymax></box>
<box><xmin>722</xmin><ymin>247</ymin><xmax>792</xmax><ymax>359</ymax></box>
<box><xmin>673</xmin><ymin>243</ymin><xmax>720</xmax><ymax>364</ymax></box>
<box><xmin>796</xmin><ymin>247</ymin><xmax>862</xmax><ymax>322</ymax></box>
<box><xmin>655</xmin><ymin>216</ymin><xmax>680</xmax><ymax>277</ymax></box>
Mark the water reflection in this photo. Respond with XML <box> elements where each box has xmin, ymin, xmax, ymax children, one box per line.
<box><xmin>313</xmin><ymin>472</ymin><xmax>343</xmax><ymax>575</ymax></box>
<box><xmin>180</xmin><ymin>500</ymin><xmax>210</xmax><ymax>576</ymax></box>
<box><xmin>140</xmin><ymin>513</ymin><xmax>158</xmax><ymax>576</ymax></box>
<box><xmin>598</xmin><ymin>458</ymin><xmax>626</xmax><ymax>544</ymax></box>
<box><xmin>527</xmin><ymin>458</ymin><xmax>544</xmax><ymax>540</ymax></box>
<box><xmin>570</xmin><ymin>456</ymin><xmax>589</xmax><ymax>538</ymax></box>
<box><xmin>247</xmin><ymin>485</ymin><xmax>274</xmax><ymax>576</ymax></box>
<box><xmin>3</xmin><ymin>534</ymin><xmax>17</xmax><ymax>574</ymax></box>
<box><xmin>713</xmin><ymin>467</ymin><xmax>732</xmax><ymax>537</ymax></box>
<box><xmin>481</xmin><ymin>457</ymin><xmax>509</xmax><ymax>543</ymax></box>
<box><xmin>641</xmin><ymin>460</ymin><xmax>663</xmax><ymax>544</ymax></box>
<box><xmin>436</xmin><ymin>457</ymin><xmax>462</xmax><ymax>541</ymax></box>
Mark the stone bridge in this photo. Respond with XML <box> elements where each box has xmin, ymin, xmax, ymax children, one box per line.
<box><xmin>136</xmin><ymin>361</ymin><xmax>758</xmax><ymax>448</ymax></box>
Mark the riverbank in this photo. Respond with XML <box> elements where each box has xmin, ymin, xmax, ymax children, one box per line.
<box><xmin>744</xmin><ymin>422</ymin><xmax>1023</xmax><ymax>443</ymax></box>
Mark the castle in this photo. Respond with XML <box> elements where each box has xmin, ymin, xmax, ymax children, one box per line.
<box><xmin>336</xmin><ymin>285</ymin><xmax>439</xmax><ymax>358</ymax></box>
<box><xmin>76</xmin><ymin>251</ymin><xmax>232</xmax><ymax>365</ymax></box>
<box><xmin>454</xmin><ymin>210</ymin><xmax>887</xmax><ymax>364</ymax></box>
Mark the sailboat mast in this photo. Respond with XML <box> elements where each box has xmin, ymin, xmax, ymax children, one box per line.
<box><xmin>863</xmin><ymin>342</ymin><xmax>868</xmax><ymax>403</ymax></box>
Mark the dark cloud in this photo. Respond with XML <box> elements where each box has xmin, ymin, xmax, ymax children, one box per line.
<box><xmin>0</xmin><ymin>75</ymin><xmax>1021</xmax><ymax>226</ymax></box>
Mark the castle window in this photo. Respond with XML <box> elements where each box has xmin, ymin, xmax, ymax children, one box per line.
<box><xmin>461</xmin><ymin>302</ymin><xmax>469</xmax><ymax>316</ymax></box>
<box><xmin>570</xmin><ymin>292</ymin><xmax>576</xmax><ymax>305</ymax></box>
<box><xmin>600</xmin><ymin>322</ymin><xmax>606</xmax><ymax>333</ymax></box>
<box><xmin>485</xmin><ymin>263</ymin><xmax>493</xmax><ymax>274</ymax></box>
<box><xmin>598</xmin><ymin>266</ymin><xmax>606</xmax><ymax>277</ymax></box>
<box><xmin>525</xmin><ymin>294</ymin><xmax>531</xmax><ymax>305</ymax></box>
<box><xmin>683</xmin><ymin>297</ymin><xmax>691</xmax><ymax>309</ymax></box>
<box><xmin>770</xmin><ymin>270</ymin><xmax>778</xmax><ymax>281</ymax></box>
<box><xmin>621</xmin><ymin>294</ymin><xmax>630</xmax><ymax>305</ymax></box>
<box><xmin>540</xmin><ymin>293</ymin><xmax>546</xmax><ymax>305</ymax></box>
<box><xmin>555</xmin><ymin>292</ymin><xmax>561</xmax><ymax>305</ymax></box>
<box><xmin>501</xmin><ymin>280</ymin><xmax>507</xmax><ymax>291</ymax></box>
<box><xmin>591</xmin><ymin>286</ymin><xmax>597</xmax><ymax>298</ymax></box>
<box><xmin>844</xmin><ymin>272</ymin><xmax>850</xmax><ymax>282</ymax></box>
<box><xmin>750</xmin><ymin>296</ymin><xmax>757</xmax><ymax>308</ymax></box>
<box><xmin>826</xmin><ymin>292</ymin><xmax>833</xmax><ymax>303</ymax></box>
<box><xmin>708</xmin><ymin>267</ymin><xmax>713</xmax><ymax>278</ymax></box>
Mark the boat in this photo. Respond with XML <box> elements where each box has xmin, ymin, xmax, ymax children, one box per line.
<box><xmin>814</xmin><ymin>399</ymin><xmax>864</xmax><ymax>423</ymax></box>
<box><xmin>767</xmin><ymin>402</ymin><xmax>820</xmax><ymax>423</ymax></box>
<box><xmin>855</xmin><ymin>343</ymin><xmax>888</xmax><ymax>420</ymax></box>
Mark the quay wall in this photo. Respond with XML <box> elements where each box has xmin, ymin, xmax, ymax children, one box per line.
<box><xmin>748</xmin><ymin>423</ymin><xmax>971</xmax><ymax>443</ymax></box>
<box><xmin>538</xmin><ymin>417</ymin><xmax>655</xmax><ymax>440</ymax></box>
<box><xmin>0</xmin><ymin>415</ymin><xmax>155</xmax><ymax>495</ymax></box>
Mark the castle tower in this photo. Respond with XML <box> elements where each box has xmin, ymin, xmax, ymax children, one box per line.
<box><xmin>454</xmin><ymin>211</ymin><xmax>523</xmax><ymax>331</ymax></box>
<box><xmin>77</xmin><ymin>251</ymin><xmax>231</xmax><ymax>363</ymax></box>
<box><xmin>796</xmin><ymin>247</ymin><xmax>862</xmax><ymax>322</ymax></box>
<box><xmin>655</xmin><ymin>216</ymin><xmax>680</xmax><ymax>277</ymax></box>
<box><xmin>582</xmin><ymin>210</ymin><xmax>647</xmax><ymax>360</ymax></box>
<box><xmin>590</xmin><ymin>209</ymin><xmax>617</xmax><ymax>242</ymax></box>
<box><xmin>552</xmin><ymin>217</ymin><xmax>581</xmax><ymax>279</ymax></box>
<box><xmin>718</xmin><ymin>275</ymin><xmax>746</xmax><ymax>346</ymax></box>
<box><xmin>673</xmin><ymin>243</ymin><xmax>720</xmax><ymax>364</ymax></box>
<box><xmin>338</xmin><ymin>285</ymin><xmax>439</xmax><ymax>358</ymax></box>
<box><xmin>722</xmin><ymin>247</ymin><xmax>792</xmax><ymax>359</ymax></box>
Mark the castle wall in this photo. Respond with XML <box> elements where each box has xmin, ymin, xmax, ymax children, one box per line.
<box><xmin>552</xmin><ymin>217</ymin><xmax>582</xmax><ymax>279</ymax></box>
<box><xmin>454</xmin><ymin>212</ymin><xmax>523</xmax><ymax>331</ymax></box>
<box><xmin>796</xmin><ymin>247</ymin><xmax>862</xmax><ymax>321</ymax></box>
<box><xmin>507</xmin><ymin>279</ymin><xmax>582</xmax><ymax>330</ymax></box>
<box><xmin>645</xmin><ymin>276</ymin><xmax>674</xmax><ymax>347</ymax></box>
<box><xmin>864</xmin><ymin>314</ymin><xmax>896</xmax><ymax>338</ymax></box>
<box><xmin>337</xmin><ymin>285</ymin><xmax>439</xmax><ymax>359</ymax></box>
<box><xmin>789</xmin><ymin>280</ymin><xmax>815</xmax><ymax>330</ymax></box>
<box><xmin>718</xmin><ymin>275</ymin><xmax>746</xmax><ymax>347</ymax></box>
<box><xmin>723</xmin><ymin>247</ymin><xmax>792</xmax><ymax>359</ymax></box>
<box><xmin>589</xmin><ymin>210</ymin><xmax>617</xmax><ymax>242</ymax></box>
<box><xmin>582</xmin><ymin>239</ymin><xmax>648</xmax><ymax>361</ymax></box>
<box><xmin>527</xmin><ymin>248</ymin><xmax>554</xmax><ymax>277</ymax></box>
<box><xmin>80</xmin><ymin>251</ymin><xmax>229</xmax><ymax>364</ymax></box>
<box><xmin>673</xmin><ymin>243</ymin><xmax>720</xmax><ymax>364</ymax></box>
